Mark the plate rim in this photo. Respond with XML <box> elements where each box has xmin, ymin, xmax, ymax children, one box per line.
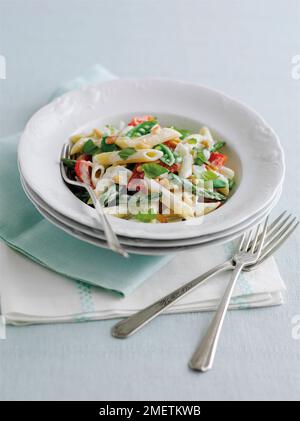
<box><xmin>18</xmin><ymin>77</ymin><xmax>285</xmax><ymax>240</ymax></box>
<box><xmin>21</xmin><ymin>173</ymin><xmax>282</xmax><ymax>248</ymax></box>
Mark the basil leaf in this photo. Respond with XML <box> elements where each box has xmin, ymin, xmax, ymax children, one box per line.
<box><xmin>135</xmin><ymin>209</ymin><xmax>157</xmax><ymax>223</ymax></box>
<box><xmin>118</xmin><ymin>148</ymin><xmax>136</xmax><ymax>160</ymax></box>
<box><xmin>229</xmin><ymin>179</ymin><xmax>235</xmax><ymax>190</ymax></box>
<box><xmin>187</xmin><ymin>138</ymin><xmax>197</xmax><ymax>145</ymax></box>
<box><xmin>195</xmin><ymin>149</ymin><xmax>208</xmax><ymax>165</ymax></box>
<box><xmin>172</xmin><ymin>127</ymin><xmax>191</xmax><ymax>139</ymax></box>
<box><xmin>127</xmin><ymin>120</ymin><xmax>157</xmax><ymax>138</ymax></box>
<box><xmin>142</xmin><ymin>163</ymin><xmax>169</xmax><ymax>178</ymax></box>
<box><xmin>211</xmin><ymin>141</ymin><xmax>226</xmax><ymax>152</ymax></box>
<box><xmin>202</xmin><ymin>170</ymin><xmax>218</xmax><ymax>181</ymax></box>
<box><xmin>213</xmin><ymin>179</ymin><xmax>227</xmax><ymax>188</ymax></box>
<box><xmin>62</xmin><ymin>158</ymin><xmax>76</xmax><ymax>169</ymax></box>
<box><xmin>82</xmin><ymin>139</ymin><xmax>102</xmax><ymax>155</ymax></box>
<box><xmin>101</xmin><ymin>136</ymin><xmax>120</xmax><ymax>152</ymax></box>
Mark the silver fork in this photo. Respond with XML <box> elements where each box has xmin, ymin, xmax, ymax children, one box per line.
<box><xmin>112</xmin><ymin>212</ymin><xmax>298</xmax><ymax>338</ymax></box>
<box><xmin>188</xmin><ymin>218</ymin><xmax>269</xmax><ymax>371</ymax></box>
<box><xmin>60</xmin><ymin>144</ymin><xmax>128</xmax><ymax>258</ymax></box>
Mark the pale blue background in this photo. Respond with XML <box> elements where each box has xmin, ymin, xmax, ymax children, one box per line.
<box><xmin>0</xmin><ymin>0</ymin><xmax>300</xmax><ymax>400</ymax></box>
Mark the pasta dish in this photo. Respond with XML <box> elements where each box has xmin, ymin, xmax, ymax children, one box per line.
<box><xmin>62</xmin><ymin>115</ymin><xmax>235</xmax><ymax>223</ymax></box>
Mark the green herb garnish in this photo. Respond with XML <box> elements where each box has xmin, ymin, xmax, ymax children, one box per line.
<box><xmin>168</xmin><ymin>173</ymin><xmax>226</xmax><ymax>201</ymax></box>
<box><xmin>135</xmin><ymin>209</ymin><xmax>157</xmax><ymax>223</ymax></box>
<box><xmin>82</xmin><ymin>139</ymin><xmax>102</xmax><ymax>155</ymax></box>
<box><xmin>187</xmin><ymin>138</ymin><xmax>197</xmax><ymax>145</ymax></box>
<box><xmin>202</xmin><ymin>170</ymin><xmax>218</xmax><ymax>181</ymax></box>
<box><xmin>118</xmin><ymin>148</ymin><xmax>136</xmax><ymax>160</ymax></box>
<box><xmin>211</xmin><ymin>141</ymin><xmax>226</xmax><ymax>152</ymax></box>
<box><xmin>198</xmin><ymin>188</ymin><xmax>226</xmax><ymax>201</ymax></box>
<box><xmin>62</xmin><ymin>158</ymin><xmax>76</xmax><ymax>169</ymax></box>
<box><xmin>127</xmin><ymin>120</ymin><xmax>157</xmax><ymax>138</ymax></box>
<box><xmin>141</xmin><ymin>163</ymin><xmax>169</xmax><ymax>179</ymax></box>
<box><xmin>154</xmin><ymin>144</ymin><xmax>175</xmax><ymax>166</ymax></box>
<box><xmin>195</xmin><ymin>149</ymin><xmax>208</xmax><ymax>165</ymax></box>
<box><xmin>213</xmin><ymin>179</ymin><xmax>227</xmax><ymax>188</ymax></box>
<box><xmin>101</xmin><ymin>136</ymin><xmax>120</xmax><ymax>152</ymax></box>
<box><xmin>172</xmin><ymin>127</ymin><xmax>191</xmax><ymax>140</ymax></box>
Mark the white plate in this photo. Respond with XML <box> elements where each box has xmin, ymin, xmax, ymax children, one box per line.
<box><xmin>21</xmin><ymin>174</ymin><xmax>281</xmax><ymax>250</ymax></box>
<box><xmin>18</xmin><ymin>78</ymin><xmax>285</xmax><ymax>240</ymax></box>
<box><xmin>29</xmin><ymin>196</ymin><xmax>275</xmax><ymax>256</ymax></box>
<box><xmin>21</xmin><ymin>173</ymin><xmax>282</xmax><ymax>247</ymax></box>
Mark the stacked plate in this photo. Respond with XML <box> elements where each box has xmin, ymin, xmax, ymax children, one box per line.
<box><xmin>18</xmin><ymin>79</ymin><xmax>285</xmax><ymax>255</ymax></box>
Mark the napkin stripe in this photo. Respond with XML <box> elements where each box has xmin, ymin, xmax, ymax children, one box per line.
<box><xmin>76</xmin><ymin>281</ymin><xmax>95</xmax><ymax>321</ymax></box>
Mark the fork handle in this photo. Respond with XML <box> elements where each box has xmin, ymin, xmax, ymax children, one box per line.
<box><xmin>189</xmin><ymin>263</ymin><xmax>244</xmax><ymax>372</ymax></box>
<box><xmin>111</xmin><ymin>260</ymin><xmax>233</xmax><ymax>338</ymax></box>
<box><xmin>86</xmin><ymin>186</ymin><xmax>128</xmax><ymax>258</ymax></box>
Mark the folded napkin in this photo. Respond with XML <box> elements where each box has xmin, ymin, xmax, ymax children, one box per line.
<box><xmin>0</xmin><ymin>65</ymin><xmax>286</xmax><ymax>325</ymax></box>
<box><xmin>0</xmin><ymin>67</ymin><xmax>173</xmax><ymax>297</ymax></box>
<box><xmin>0</xmin><ymin>241</ymin><xmax>285</xmax><ymax>325</ymax></box>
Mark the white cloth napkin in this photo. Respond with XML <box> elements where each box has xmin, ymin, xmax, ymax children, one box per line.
<box><xmin>0</xmin><ymin>240</ymin><xmax>285</xmax><ymax>325</ymax></box>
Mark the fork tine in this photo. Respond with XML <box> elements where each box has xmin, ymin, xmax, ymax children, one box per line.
<box><xmin>265</xmin><ymin>216</ymin><xmax>297</xmax><ymax>249</ymax></box>
<box><xmin>250</xmin><ymin>224</ymin><xmax>261</xmax><ymax>253</ymax></box>
<box><xmin>244</xmin><ymin>228</ymin><xmax>254</xmax><ymax>251</ymax></box>
<box><xmin>264</xmin><ymin>214</ymin><xmax>295</xmax><ymax>249</ymax></box>
<box><xmin>265</xmin><ymin>211</ymin><xmax>287</xmax><ymax>237</ymax></box>
<box><xmin>255</xmin><ymin>216</ymin><xmax>269</xmax><ymax>257</ymax></box>
<box><xmin>266</xmin><ymin>213</ymin><xmax>292</xmax><ymax>242</ymax></box>
<box><xmin>245</xmin><ymin>212</ymin><xmax>288</xmax><ymax>254</ymax></box>
<box><xmin>238</xmin><ymin>233</ymin><xmax>246</xmax><ymax>251</ymax></box>
<box><xmin>60</xmin><ymin>143</ymin><xmax>66</xmax><ymax>160</ymax></box>
<box><xmin>256</xmin><ymin>219</ymin><xmax>299</xmax><ymax>264</ymax></box>
<box><xmin>60</xmin><ymin>145</ymin><xmax>67</xmax><ymax>177</ymax></box>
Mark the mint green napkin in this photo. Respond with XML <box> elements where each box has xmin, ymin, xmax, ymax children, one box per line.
<box><xmin>0</xmin><ymin>66</ymin><xmax>172</xmax><ymax>296</ymax></box>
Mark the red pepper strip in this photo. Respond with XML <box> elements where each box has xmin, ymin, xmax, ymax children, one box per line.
<box><xmin>159</xmin><ymin>162</ymin><xmax>181</xmax><ymax>173</ymax></box>
<box><xmin>128</xmin><ymin>115</ymin><xmax>155</xmax><ymax>127</ymax></box>
<box><xmin>127</xmin><ymin>165</ymin><xmax>146</xmax><ymax>192</ymax></box>
<box><xmin>209</xmin><ymin>152</ymin><xmax>227</xmax><ymax>168</ymax></box>
<box><xmin>75</xmin><ymin>160</ymin><xmax>93</xmax><ymax>187</ymax></box>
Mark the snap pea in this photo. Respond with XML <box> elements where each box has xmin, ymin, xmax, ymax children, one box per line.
<box><xmin>168</xmin><ymin>173</ymin><xmax>226</xmax><ymax>201</ymax></box>
<box><xmin>127</xmin><ymin>120</ymin><xmax>157</xmax><ymax>138</ymax></box>
<box><xmin>154</xmin><ymin>144</ymin><xmax>175</xmax><ymax>166</ymax></box>
<box><xmin>213</xmin><ymin>179</ymin><xmax>227</xmax><ymax>188</ymax></box>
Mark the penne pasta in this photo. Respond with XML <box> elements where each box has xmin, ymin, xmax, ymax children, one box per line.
<box><xmin>179</xmin><ymin>153</ymin><xmax>193</xmax><ymax>178</ymax></box>
<box><xmin>195</xmin><ymin>201</ymin><xmax>221</xmax><ymax>217</ymax></box>
<box><xmin>199</xmin><ymin>126</ymin><xmax>215</xmax><ymax>149</ymax></box>
<box><xmin>94</xmin><ymin>149</ymin><xmax>163</xmax><ymax>167</ymax></box>
<box><xmin>64</xmin><ymin>116</ymin><xmax>234</xmax><ymax>223</ymax></box>
<box><xmin>115</xmin><ymin>127</ymin><xmax>181</xmax><ymax>150</ymax></box>
<box><xmin>145</xmin><ymin>178</ymin><xmax>194</xmax><ymax>220</ymax></box>
<box><xmin>91</xmin><ymin>164</ymin><xmax>105</xmax><ymax>187</ymax></box>
<box><xmin>219</xmin><ymin>166</ymin><xmax>235</xmax><ymax>180</ymax></box>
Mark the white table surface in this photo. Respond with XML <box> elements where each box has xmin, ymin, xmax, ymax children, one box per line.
<box><xmin>0</xmin><ymin>0</ymin><xmax>299</xmax><ymax>401</ymax></box>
